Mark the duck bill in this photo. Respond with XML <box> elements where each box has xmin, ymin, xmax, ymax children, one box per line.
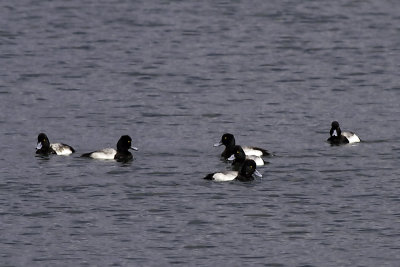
<box><xmin>36</xmin><ymin>142</ymin><xmax>42</xmax><ymax>149</ymax></box>
<box><xmin>332</xmin><ymin>130</ymin><xmax>338</xmax><ymax>137</ymax></box>
<box><xmin>227</xmin><ymin>154</ymin><xmax>235</xmax><ymax>161</ymax></box>
<box><xmin>213</xmin><ymin>142</ymin><xmax>223</xmax><ymax>147</ymax></box>
<box><xmin>130</xmin><ymin>146</ymin><xmax>138</xmax><ymax>151</ymax></box>
<box><xmin>253</xmin><ymin>169</ymin><xmax>262</xmax><ymax>178</ymax></box>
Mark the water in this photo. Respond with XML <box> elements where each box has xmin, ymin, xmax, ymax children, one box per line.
<box><xmin>1</xmin><ymin>0</ymin><xmax>400</xmax><ymax>266</ymax></box>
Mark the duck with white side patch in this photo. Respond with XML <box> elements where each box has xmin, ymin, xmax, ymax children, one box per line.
<box><xmin>36</xmin><ymin>133</ymin><xmax>75</xmax><ymax>156</ymax></box>
<box><xmin>81</xmin><ymin>135</ymin><xmax>138</xmax><ymax>162</ymax></box>
<box><xmin>228</xmin><ymin>145</ymin><xmax>264</xmax><ymax>170</ymax></box>
<box><xmin>204</xmin><ymin>159</ymin><xmax>262</xmax><ymax>182</ymax></box>
<box><xmin>214</xmin><ymin>133</ymin><xmax>270</xmax><ymax>159</ymax></box>
<box><xmin>327</xmin><ymin>121</ymin><xmax>361</xmax><ymax>145</ymax></box>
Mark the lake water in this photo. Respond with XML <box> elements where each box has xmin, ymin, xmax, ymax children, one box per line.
<box><xmin>1</xmin><ymin>0</ymin><xmax>400</xmax><ymax>266</ymax></box>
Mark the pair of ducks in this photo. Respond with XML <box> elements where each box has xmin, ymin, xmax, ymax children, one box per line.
<box><xmin>35</xmin><ymin>133</ymin><xmax>138</xmax><ymax>162</ymax></box>
<box><xmin>204</xmin><ymin>121</ymin><xmax>361</xmax><ymax>182</ymax></box>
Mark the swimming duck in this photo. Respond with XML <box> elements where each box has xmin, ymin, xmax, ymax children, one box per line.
<box><xmin>204</xmin><ymin>159</ymin><xmax>262</xmax><ymax>182</ymax></box>
<box><xmin>36</xmin><ymin>133</ymin><xmax>75</xmax><ymax>156</ymax></box>
<box><xmin>327</xmin><ymin>121</ymin><xmax>360</xmax><ymax>145</ymax></box>
<box><xmin>228</xmin><ymin>145</ymin><xmax>264</xmax><ymax>170</ymax></box>
<box><xmin>81</xmin><ymin>135</ymin><xmax>138</xmax><ymax>162</ymax></box>
<box><xmin>214</xmin><ymin>133</ymin><xmax>269</xmax><ymax>159</ymax></box>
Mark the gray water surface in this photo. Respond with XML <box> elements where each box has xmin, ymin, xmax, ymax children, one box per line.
<box><xmin>1</xmin><ymin>0</ymin><xmax>400</xmax><ymax>266</ymax></box>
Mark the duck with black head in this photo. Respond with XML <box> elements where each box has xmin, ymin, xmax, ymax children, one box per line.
<box><xmin>214</xmin><ymin>133</ymin><xmax>270</xmax><ymax>159</ymax></box>
<box><xmin>327</xmin><ymin>121</ymin><xmax>360</xmax><ymax>145</ymax></box>
<box><xmin>228</xmin><ymin>145</ymin><xmax>264</xmax><ymax>171</ymax></box>
<box><xmin>81</xmin><ymin>135</ymin><xmax>138</xmax><ymax>162</ymax></box>
<box><xmin>36</xmin><ymin>133</ymin><xmax>75</xmax><ymax>156</ymax></box>
<box><xmin>204</xmin><ymin>159</ymin><xmax>262</xmax><ymax>182</ymax></box>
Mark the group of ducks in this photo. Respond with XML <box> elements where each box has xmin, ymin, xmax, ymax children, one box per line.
<box><xmin>36</xmin><ymin>121</ymin><xmax>360</xmax><ymax>181</ymax></box>
<box><xmin>204</xmin><ymin>121</ymin><xmax>360</xmax><ymax>182</ymax></box>
<box><xmin>36</xmin><ymin>133</ymin><xmax>138</xmax><ymax>162</ymax></box>
<box><xmin>205</xmin><ymin>133</ymin><xmax>269</xmax><ymax>182</ymax></box>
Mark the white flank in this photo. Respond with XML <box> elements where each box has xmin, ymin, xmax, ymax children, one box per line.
<box><xmin>246</xmin><ymin>155</ymin><xmax>264</xmax><ymax>166</ymax></box>
<box><xmin>342</xmin><ymin>132</ymin><xmax>361</xmax><ymax>144</ymax></box>
<box><xmin>213</xmin><ymin>171</ymin><xmax>238</xmax><ymax>182</ymax></box>
<box><xmin>243</xmin><ymin>146</ymin><xmax>263</xmax><ymax>157</ymax></box>
<box><xmin>51</xmin><ymin>143</ymin><xmax>73</xmax><ymax>156</ymax></box>
<box><xmin>89</xmin><ymin>148</ymin><xmax>117</xmax><ymax>159</ymax></box>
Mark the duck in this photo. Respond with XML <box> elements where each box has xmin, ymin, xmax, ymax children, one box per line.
<box><xmin>327</xmin><ymin>121</ymin><xmax>361</xmax><ymax>145</ymax></box>
<box><xmin>213</xmin><ymin>133</ymin><xmax>270</xmax><ymax>159</ymax></box>
<box><xmin>36</xmin><ymin>133</ymin><xmax>75</xmax><ymax>155</ymax></box>
<box><xmin>81</xmin><ymin>135</ymin><xmax>138</xmax><ymax>162</ymax></box>
<box><xmin>228</xmin><ymin>145</ymin><xmax>264</xmax><ymax>170</ymax></box>
<box><xmin>204</xmin><ymin>159</ymin><xmax>262</xmax><ymax>182</ymax></box>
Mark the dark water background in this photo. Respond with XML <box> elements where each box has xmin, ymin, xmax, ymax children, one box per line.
<box><xmin>1</xmin><ymin>0</ymin><xmax>400</xmax><ymax>266</ymax></box>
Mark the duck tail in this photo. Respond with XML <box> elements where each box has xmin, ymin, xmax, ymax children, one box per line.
<box><xmin>253</xmin><ymin>147</ymin><xmax>270</xmax><ymax>156</ymax></box>
<box><xmin>204</xmin><ymin>173</ymin><xmax>214</xmax><ymax>180</ymax></box>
